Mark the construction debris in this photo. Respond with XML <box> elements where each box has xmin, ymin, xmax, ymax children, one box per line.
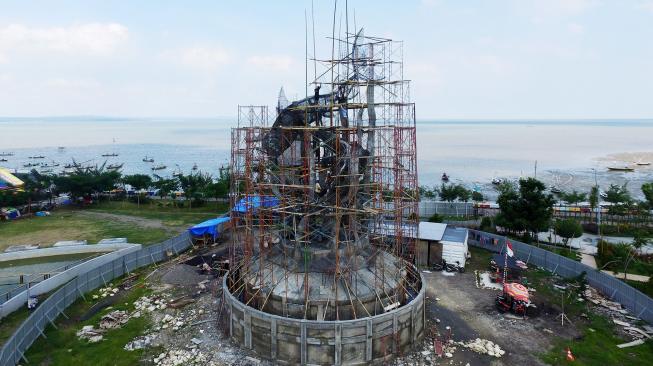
<box><xmin>92</xmin><ymin>285</ymin><xmax>120</xmax><ymax>299</ymax></box>
<box><xmin>76</xmin><ymin>325</ymin><xmax>104</xmax><ymax>343</ymax></box>
<box><xmin>124</xmin><ymin>334</ymin><xmax>157</xmax><ymax>351</ymax></box>
<box><xmin>152</xmin><ymin>348</ymin><xmax>215</xmax><ymax>366</ymax></box>
<box><xmin>617</xmin><ymin>339</ymin><xmax>645</xmax><ymax>348</ymax></box>
<box><xmin>99</xmin><ymin>310</ymin><xmax>130</xmax><ymax>329</ymax></box>
<box><xmin>459</xmin><ymin>338</ymin><xmax>506</xmax><ymax>358</ymax></box>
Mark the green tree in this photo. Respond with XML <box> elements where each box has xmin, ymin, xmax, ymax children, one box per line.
<box><xmin>623</xmin><ymin>232</ymin><xmax>650</xmax><ymax>281</ymax></box>
<box><xmin>152</xmin><ymin>178</ymin><xmax>178</xmax><ymax>200</ymax></box>
<box><xmin>495</xmin><ymin>178</ymin><xmax>555</xmax><ymax>243</ymax></box>
<box><xmin>604</xmin><ymin>184</ymin><xmax>632</xmax><ymax>215</ymax></box>
<box><xmin>642</xmin><ymin>183</ymin><xmax>653</xmax><ymax>209</ymax></box>
<box><xmin>438</xmin><ymin>184</ymin><xmax>458</xmax><ymax>202</ymax></box>
<box><xmin>419</xmin><ymin>185</ymin><xmax>436</xmax><ymax>199</ymax></box>
<box><xmin>471</xmin><ymin>191</ymin><xmax>484</xmax><ymax>202</ymax></box>
<box><xmin>54</xmin><ymin>163</ymin><xmax>121</xmax><ymax>203</ymax></box>
<box><xmin>204</xmin><ymin>167</ymin><xmax>230</xmax><ymax>208</ymax></box>
<box><xmin>554</xmin><ymin>219</ymin><xmax>583</xmax><ymax>251</ymax></box>
<box><xmin>122</xmin><ymin>174</ymin><xmax>152</xmax><ymax>207</ymax></box>
<box><xmin>454</xmin><ymin>185</ymin><xmax>471</xmax><ymax>202</ymax></box>
<box><xmin>177</xmin><ymin>172</ymin><xmax>212</xmax><ymax>209</ymax></box>
<box><xmin>561</xmin><ymin>190</ymin><xmax>587</xmax><ymax>205</ymax></box>
<box><xmin>589</xmin><ymin>186</ymin><xmax>599</xmax><ymax>217</ymax></box>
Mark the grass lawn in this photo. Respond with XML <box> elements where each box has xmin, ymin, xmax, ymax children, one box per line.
<box><xmin>24</xmin><ymin>273</ymin><xmax>158</xmax><ymax>366</ymax></box>
<box><xmin>0</xmin><ymin>209</ymin><xmax>170</xmax><ymax>251</ymax></box>
<box><xmin>89</xmin><ymin>200</ymin><xmax>227</xmax><ymax>228</ymax></box>
<box><xmin>540</xmin><ymin>314</ymin><xmax>653</xmax><ymax>365</ymax></box>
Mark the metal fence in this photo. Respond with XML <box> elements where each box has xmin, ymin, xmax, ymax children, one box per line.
<box><xmin>0</xmin><ymin>232</ymin><xmax>191</xmax><ymax>366</ymax></box>
<box><xmin>419</xmin><ymin>201</ymin><xmax>475</xmax><ymax>218</ymax></box>
<box><xmin>468</xmin><ymin>229</ymin><xmax>653</xmax><ymax>325</ymax></box>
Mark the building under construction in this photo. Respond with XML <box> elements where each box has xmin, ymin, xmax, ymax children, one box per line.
<box><xmin>222</xmin><ymin>26</ymin><xmax>424</xmax><ymax>365</ymax></box>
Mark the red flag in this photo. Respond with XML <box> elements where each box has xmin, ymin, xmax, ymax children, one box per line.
<box><xmin>506</xmin><ymin>241</ymin><xmax>514</xmax><ymax>257</ymax></box>
<box><xmin>566</xmin><ymin>347</ymin><xmax>575</xmax><ymax>361</ymax></box>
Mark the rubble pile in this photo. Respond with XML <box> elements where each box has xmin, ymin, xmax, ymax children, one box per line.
<box><xmin>76</xmin><ymin>325</ymin><xmax>104</xmax><ymax>343</ymax></box>
<box><xmin>124</xmin><ymin>334</ymin><xmax>157</xmax><ymax>351</ymax></box>
<box><xmin>92</xmin><ymin>286</ymin><xmax>120</xmax><ymax>300</ymax></box>
<box><xmin>134</xmin><ymin>294</ymin><xmax>169</xmax><ymax>314</ymax></box>
<box><xmin>584</xmin><ymin>286</ymin><xmax>652</xmax><ymax>341</ymax></box>
<box><xmin>152</xmin><ymin>348</ymin><xmax>217</xmax><ymax>366</ymax></box>
<box><xmin>99</xmin><ymin>310</ymin><xmax>130</xmax><ymax>329</ymax></box>
<box><xmin>459</xmin><ymin>338</ymin><xmax>505</xmax><ymax>358</ymax></box>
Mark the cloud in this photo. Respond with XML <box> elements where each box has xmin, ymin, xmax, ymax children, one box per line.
<box><xmin>172</xmin><ymin>45</ymin><xmax>232</xmax><ymax>71</ymax></box>
<box><xmin>0</xmin><ymin>23</ymin><xmax>128</xmax><ymax>61</ymax></box>
<box><xmin>639</xmin><ymin>1</ymin><xmax>653</xmax><ymax>12</ymax></box>
<box><xmin>568</xmin><ymin>22</ymin><xmax>585</xmax><ymax>34</ymax></box>
<box><xmin>246</xmin><ymin>55</ymin><xmax>294</xmax><ymax>71</ymax></box>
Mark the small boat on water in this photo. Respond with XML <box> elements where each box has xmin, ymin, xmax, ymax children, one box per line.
<box><xmin>0</xmin><ymin>152</ymin><xmax>14</xmax><ymax>157</ymax></box>
<box><xmin>607</xmin><ymin>166</ymin><xmax>634</xmax><ymax>172</ymax></box>
<box><xmin>57</xmin><ymin>146</ymin><xmax>65</xmax><ymax>151</ymax></box>
<box><xmin>550</xmin><ymin>186</ymin><xmax>562</xmax><ymax>194</ymax></box>
<box><xmin>143</xmin><ymin>156</ymin><xmax>154</xmax><ymax>163</ymax></box>
<box><xmin>0</xmin><ymin>158</ymin><xmax>8</xmax><ymax>163</ymax></box>
<box><xmin>107</xmin><ymin>163</ymin><xmax>124</xmax><ymax>171</ymax></box>
<box><xmin>23</xmin><ymin>162</ymin><xmax>39</xmax><ymax>167</ymax></box>
<box><xmin>192</xmin><ymin>163</ymin><xmax>198</xmax><ymax>171</ymax></box>
<box><xmin>441</xmin><ymin>172</ymin><xmax>449</xmax><ymax>182</ymax></box>
<box><xmin>492</xmin><ymin>177</ymin><xmax>505</xmax><ymax>185</ymax></box>
<box><xmin>29</xmin><ymin>155</ymin><xmax>45</xmax><ymax>159</ymax></box>
<box><xmin>101</xmin><ymin>153</ymin><xmax>119</xmax><ymax>157</ymax></box>
<box><xmin>151</xmin><ymin>164</ymin><xmax>166</xmax><ymax>171</ymax></box>
<box><xmin>40</xmin><ymin>161</ymin><xmax>60</xmax><ymax>168</ymax></box>
<box><xmin>636</xmin><ymin>162</ymin><xmax>651</xmax><ymax>166</ymax></box>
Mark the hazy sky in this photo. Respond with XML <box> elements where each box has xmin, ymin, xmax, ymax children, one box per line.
<box><xmin>0</xmin><ymin>0</ymin><xmax>652</xmax><ymax>119</ymax></box>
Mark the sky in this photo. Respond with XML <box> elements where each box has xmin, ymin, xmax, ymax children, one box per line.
<box><xmin>0</xmin><ymin>0</ymin><xmax>652</xmax><ymax>119</ymax></box>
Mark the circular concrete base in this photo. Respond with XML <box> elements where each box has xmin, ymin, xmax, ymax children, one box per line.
<box><xmin>221</xmin><ymin>260</ymin><xmax>425</xmax><ymax>365</ymax></box>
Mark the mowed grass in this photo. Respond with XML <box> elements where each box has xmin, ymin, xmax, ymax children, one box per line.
<box><xmin>541</xmin><ymin>315</ymin><xmax>653</xmax><ymax>365</ymax></box>
<box><xmin>89</xmin><ymin>200</ymin><xmax>227</xmax><ymax>227</ymax></box>
<box><xmin>24</xmin><ymin>274</ymin><xmax>157</xmax><ymax>366</ymax></box>
<box><xmin>0</xmin><ymin>208</ymin><xmax>170</xmax><ymax>250</ymax></box>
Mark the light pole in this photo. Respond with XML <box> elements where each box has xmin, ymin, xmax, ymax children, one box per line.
<box><xmin>592</xmin><ymin>168</ymin><xmax>602</xmax><ymax>249</ymax></box>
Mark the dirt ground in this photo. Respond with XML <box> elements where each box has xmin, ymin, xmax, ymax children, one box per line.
<box><xmin>127</xmin><ymin>246</ymin><xmax>581</xmax><ymax>366</ymax></box>
<box><xmin>400</xmin><ymin>269</ymin><xmax>579</xmax><ymax>366</ymax></box>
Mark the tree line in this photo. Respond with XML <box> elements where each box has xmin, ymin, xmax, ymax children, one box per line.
<box><xmin>0</xmin><ymin>164</ymin><xmax>230</xmax><ymax>209</ymax></box>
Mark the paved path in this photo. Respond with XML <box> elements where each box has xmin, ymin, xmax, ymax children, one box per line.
<box><xmin>601</xmin><ymin>271</ymin><xmax>651</xmax><ymax>283</ymax></box>
<box><xmin>580</xmin><ymin>252</ymin><xmax>650</xmax><ymax>283</ymax></box>
<box><xmin>580</xmin><ymin>253</ymin><xmax>597</xmax><ymax>269</ymax></box>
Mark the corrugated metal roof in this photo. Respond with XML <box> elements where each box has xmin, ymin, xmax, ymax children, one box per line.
<box><xmin>442</xmin><ymin>226</ymin><xmax>467</xmax><ymax>243</ymax></box>
<box><xmin>418</xmin><ymin>222</ymin><xmax>447</xmax><ymax>241</ymax></box>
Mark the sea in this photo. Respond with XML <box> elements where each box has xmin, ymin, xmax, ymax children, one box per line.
<box><xmin>1</xmin><ymin>117</ymin><xmax>653</xmax><ymax>200</ymax></box>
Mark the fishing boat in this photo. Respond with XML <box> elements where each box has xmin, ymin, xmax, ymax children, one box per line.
<box><xmin>441</xmin><ymin>172</ymin><xmax>449</xmax><ymax>182</ymax></box>
<box><xmin>636</xmin><ymin>162</ymin><xmax>651</xmax><ymax>166</ymax></box>
<box><xmin>64</xmin><ymin>163</ymin><xmax>77</xmax><ymax>169</ymax></box>
<box><xmin>107</xmin><ymin>163</ymin><xmax>124</xmax><ymax>171</ymax></box>
<box><xmin>151</xmin><ymin>164</ymin><xmax>166</xmax><ymax>171</ymax></box>
<box><xmin>40</xmin><ymin>161</ymin><xmax>60</xmax><ymax>168</ymax></box>
<box><xmin>57</xmin><ymin>146</ymin><xmax>65</xmax><ymax>151</ymax></box>
<box><xmin>607</xmin><ymin>166</ymin><xmax>634</xmax><ymax>172</ymax></box>
<box><xmin>492</xmin><ymin>177</ymin><xmax>505</xmax><ymax>185</ymax></box>
<box><xmin>28</xmin><ymin>155</ymin><xmax>45</xmax><ymax>159</ymax></box>
<box><xmin>101</xmin><ymin>152</ymin><xmax>119</xmax><ymax>157</ymax></box>
<box><xmin>550</xmin><ymin>186</ymin><xmax>562</xmax><ymax>194</ymax></box>
<box><xmin>23</xmin><ymin>162</ymin><xmax>39</xmax><ymax>167</ymax></box>
<box><xmin>192</xmin><ymin>163</ymin><xmax>198</xmax><ymax>171</ymax></box>
<box><xmin>0</xmin><ymin>158</ymin><xmax>8</xmax><ymax>163</ymax></box>
<box><xmin>0</xmin><ymin>152</ymin><xmax>14</xmax><ymax>157</ymax></box>
<box><xmin>142</xmin><ymin>156</ymin><xmax>154</xmax><ymax>163</ymax></box>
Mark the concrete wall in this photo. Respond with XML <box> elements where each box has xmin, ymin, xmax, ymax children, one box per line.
<box><xmin>0</xmin><ymin>244</ymin><xmax>141</xmax><ymax>318</ymax></box>
<box><xmin>222</xmin><ymin>272</ymin><xmax>425</xmax><ymax>365</ymax></box>
<box><xmin>0</xmin><ymin>243</ymin><xmax>139</xmax><ymax>263</ymax></box>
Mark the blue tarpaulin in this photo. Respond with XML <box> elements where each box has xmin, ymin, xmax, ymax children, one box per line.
<box><xmin>232</xmin><ymin>195</ymin><xmax>280</xmax><ymax>213</ymax></box>
<box><xmin>188</xmin><ymin>217</ymin><xmax>231</xmax><ymax>239</ymax></box>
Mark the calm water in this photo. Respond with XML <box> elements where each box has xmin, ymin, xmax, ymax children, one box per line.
<box><xmin>1</xmin><ymin>117</ymin><xmax>652</xmax><ymax>199</ymax></box>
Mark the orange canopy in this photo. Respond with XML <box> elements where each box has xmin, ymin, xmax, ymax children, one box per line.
<box><xmin>503</xmin><ymin>282</ymin><xmax>529</xmax><ymax>301</ymax></box>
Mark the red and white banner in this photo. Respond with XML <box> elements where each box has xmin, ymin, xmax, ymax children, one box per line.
<box><xmin>506</xmin><ymin>241</ymin><xmax>514</xmax><ymax>257</ymax></box>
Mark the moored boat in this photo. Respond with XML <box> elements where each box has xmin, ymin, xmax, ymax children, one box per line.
<box><xmin>607</xmin><ymin>166</ymin><xmax>634</xmax><ymax>172</ymax></box>
<box><xmin>151</xmin><ymin>164</ymin><xmax>166</xmax><ymax>171</ymax></box>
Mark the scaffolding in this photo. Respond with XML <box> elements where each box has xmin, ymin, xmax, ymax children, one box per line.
<box><xmin>228</xmin><ymin>30</ymin><xmax>419</xmax><ymax>322</ymax></box>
